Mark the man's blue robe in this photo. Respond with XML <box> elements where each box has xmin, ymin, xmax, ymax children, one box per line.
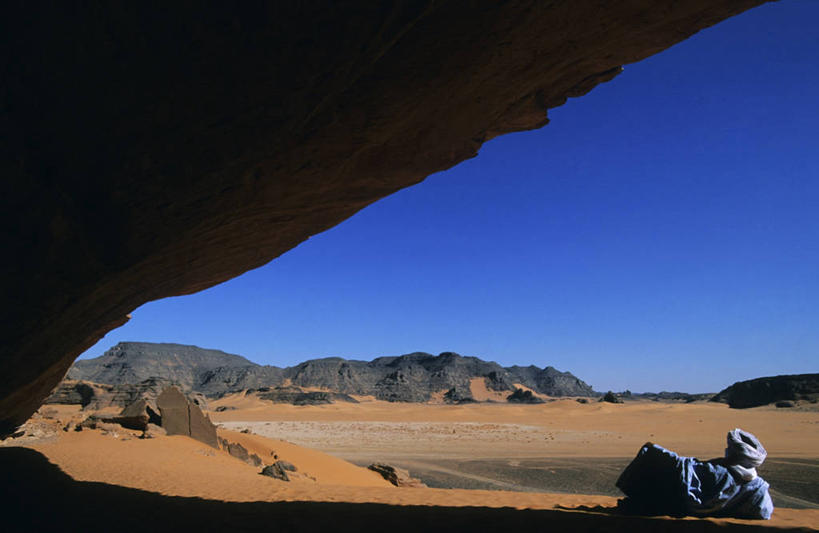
<box><xmin>616</xmin><ymin>443</ymin><xmax>773</xmax><ymax>519</ymax></box>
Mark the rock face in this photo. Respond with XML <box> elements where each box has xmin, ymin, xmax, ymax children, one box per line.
<box><xmin>0</xmin><ymin>1</ymin><xmax>770</xmax><ymax>436</ymax></box>
<box><xmin>711</xmin><ymin>374</ymin><xmax>819</xmax><ymax>408</ymax></box>
<box><xmin>63</xmin><ymin>343</ymin><xmax>595</xmax><ymax>401</ymax></box>
<box><xmin>156</xmin><ymin>387</ymin><xmax>218</xmax><ymax>447</ymax></box>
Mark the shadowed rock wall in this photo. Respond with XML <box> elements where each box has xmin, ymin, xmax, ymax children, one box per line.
<box><xmin>0</xmin><ymin>1</ymin><xmax>770</xmax><ymax>436</ymax></box>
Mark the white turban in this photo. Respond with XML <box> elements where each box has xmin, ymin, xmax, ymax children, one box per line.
<box><xmin>724</xmin><ymin>428</ymin><xmax>767</xmax><ymax>482</ymax></box>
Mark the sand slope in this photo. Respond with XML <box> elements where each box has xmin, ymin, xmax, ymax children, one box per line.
<box><xmin>4</xmin><ymin>402</ymin><xmax>812</xmax><ymax>531</ymax></box>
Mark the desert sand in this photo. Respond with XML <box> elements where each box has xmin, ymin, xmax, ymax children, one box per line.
<box><xmin>211</xmin><ymin>394</ymin><xmax>818</xmax><ymax>459</ymax></box>
<box><xmin>4</xmin><ymin>399</ymin><xmax>817</xmax><ymax>532</ymax></box>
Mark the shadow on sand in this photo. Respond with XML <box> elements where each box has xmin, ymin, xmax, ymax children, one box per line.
<box><xmin>0</xmin><ymin>448</ymin><xmax>805</xmax><ymax>533</ymax></box>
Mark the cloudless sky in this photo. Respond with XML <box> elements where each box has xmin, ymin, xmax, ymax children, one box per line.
<box><xmin>79</xmin><ymin>1</ymin><xmax>818</xmax><ymax>393</ymax></box>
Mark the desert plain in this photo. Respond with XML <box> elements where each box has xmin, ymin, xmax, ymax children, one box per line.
<box><xmin>3</xmin><ymin>390</ymin><xmax>817</xmax><ymax>532</ymax></box>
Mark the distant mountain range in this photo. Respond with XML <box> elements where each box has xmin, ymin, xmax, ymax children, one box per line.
<box><xmin>67</xmin><ymin>342</ymin><xmax>595</xmax><ymax>401</ymax></box>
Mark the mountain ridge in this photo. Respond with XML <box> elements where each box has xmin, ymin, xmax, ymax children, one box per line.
<box><xmin>68</xmin><ymin>342</ymin><xmax>595</xmax><ymax>401</ymax></box>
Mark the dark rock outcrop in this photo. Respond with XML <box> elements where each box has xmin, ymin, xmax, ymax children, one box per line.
<box><xmin>506</xmin><ymin>366</ymin><xmax>595</xmax><ymax>397</ymax></box>
<box><xmin>630</xmin><ymin>391</ymin><xmax>714</xmax><ymax>403</ymax></box>
<box><xmin>0</xmin><ymin>1</ymin><xmax>770</xmax><ymax>436</ymax></box>
<box><xmin>711</xmin><ymin>374</ymin><xmax>819</xmax><ymax>409</ymax></box>
<box><xmin>506</xmin><ymin>389</ymin><xmax>545</xmax><ymax>404</ymax></box>
<box><xmin>257</xmin><ymin>386</ymin><xmax>358</xmax><ymax>406</ymax></box>
<box><xmin>600</xmin><ymin>391</ymin><xmax>624</xmax><ymax>404</ymax></box>
<box><xmin>156</xmin><ymin>387</ymin><xmax>218</xmax><ymax>447</ymax></box>
<box><xmin>367</xmin><ymin>464</ymin><xmax>426</xmax><ymax>488</ymax></box>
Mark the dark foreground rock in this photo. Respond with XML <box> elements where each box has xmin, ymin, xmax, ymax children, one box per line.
<box><xmin>368</xmin><ymin>464</ymin><xmax>427</xmax><ymax>488</ymax></box>
<box><xmin>711</xmin><ymin>374</ymin><xmax>819</xmax><ymax>408</ymax></box>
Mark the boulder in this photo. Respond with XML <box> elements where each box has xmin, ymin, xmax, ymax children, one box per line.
<box><xmin>139</xmin><ymin>423</ymin><xmax>167</xmax><ymax>439</ymax></box>
<box><xmin>188</xmin><ymin>399</ymin><xmax>218</xmax><ymax>448</ymax></box>
<box><xmin>226</xmin><ymin>442</ymin><xmax>251</xmax><ymax>463</ymax></box>
<box><xmin>367</xmin><ymin>463</ymin><xmax>426</xmax><ymax>488</ymax></box>
<box><xmin>156</xmin><ymin>386</ymin><xmax>218</xmax><ymax>447</ymax></box>
<box><xmin>260</xmin><ymin>463</ymin><xmax>290</xmax><ymax>482</ymax></box>
<box><xmin>75</xmin><ymin>415</ymin><xmax>101</xmax><ymax>431</ymax></box>
<box><xmin>156</xmin><ymin>387</ymin><xmax>190</xmax><ymax>436</ymax></box>
<box><xmin>112</xmin><ymin>399</ymin><xmax>161</xmax><ymax>430</ymax></box>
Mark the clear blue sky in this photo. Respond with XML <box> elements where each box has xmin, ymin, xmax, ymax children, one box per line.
<box><xmin>79</xmin><ymin>1</ymin><xmax>818</xmax><ymax>393</ymax></box>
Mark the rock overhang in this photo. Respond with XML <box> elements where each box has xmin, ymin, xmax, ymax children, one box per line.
<box><xmin>0</xmin><ymin>1</ymin><xmax>772</xmax><ymax>437</ymax></box>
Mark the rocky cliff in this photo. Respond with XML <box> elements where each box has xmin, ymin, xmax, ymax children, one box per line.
<box><xmin>65</xmin><ymin>342</ymin><xmax>594</xmax><ymax>401</ymax></box>
<box><xmin>1</xmin><ymin>1</ymin><xmax>770</xmax><ymax>436</ymax></box>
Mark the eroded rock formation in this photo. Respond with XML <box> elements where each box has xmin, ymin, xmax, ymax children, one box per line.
<box><xmin>0</xmin><ymin>1</ymin><xmax>770</xmax><ymax>436</ymax></box>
